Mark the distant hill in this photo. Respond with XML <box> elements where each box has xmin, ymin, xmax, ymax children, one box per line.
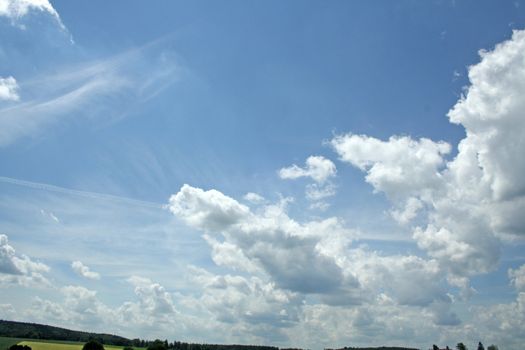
<box><xmin>0</xmin><ymin>320</ymin><xmax>131</xmax><ymax>346</ymax></box>
<box><xmin>327</xmin><ymin>347</ymin><xmax>420</xmax><ymax>350</ymax></box>
<box><xmin>0</xmin><ymin>320</ymin><xmax>422</xmax><ymax>350</ymax></box>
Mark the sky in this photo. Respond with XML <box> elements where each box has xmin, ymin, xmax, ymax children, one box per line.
<box><xmin>1</xmin><ymin>0</ymin><xmax>525</xmax><ymax>349</ymax></box>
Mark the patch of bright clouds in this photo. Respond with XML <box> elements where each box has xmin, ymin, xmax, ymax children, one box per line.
<box><xmin>71</xmin><ymin>261</ymin><xmax>100</xmax><ymax>280</ymax></box>
<box><xmin>0</xmin><ymin>233</ymin><xmax>50</xmax><ymax>287</ymax></box>
<box><xmin>509</xmin><ymin>264</ymin><xmax>525</xmax><ymax>292</ymax></box>
<box><xmin>243</xmin><ymin>192</ymin><xmax>265</xmax><ymax>204</ymax></box>
<box><xmin>279</xmin><ymin>156</ymin><xmax>337</xmax><ymax>208</ymax></box>
<box><xmin>0</xmin><ymin>0</ymin><xmax>66</xmax><ymax>30</ymax></box>
<box><xmin>331</xmin><ymin>30</ymin><xmax>525</xmax><ymax>287</ymax></box>
<box><xmin>0</xmin><ymin>76</ymin><xmax>19</xmax><ymax>101</ymax></box>
<box><xmin>279</xmin><ymin>156</ymin><xmax>336</xmax><ymax>184</ymax></box>
<box><xmin>163</xmin><ymin>29</ymin><xmax>525</xmax><ymax>348</ymax></box>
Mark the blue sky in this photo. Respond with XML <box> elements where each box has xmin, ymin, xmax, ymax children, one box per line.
<box><xmin>1</xmin><ymin>1</ymin><xmax>525</xmax><ymax>349</ymax></box>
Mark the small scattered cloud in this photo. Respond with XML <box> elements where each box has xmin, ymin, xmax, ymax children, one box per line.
<box><xmin>0</xmin><ymin>76</ymin><xmax>19</xmax><ymax>101</ymax></box>
<box><xmin>0</xmin><ymin>233</ymin><xmax>50</xmax><ymax>287</ymax></box>
<box><xmin>243</xmin><ymin>192</ymin><xmax>265</xmax><ymax>204</ymax></box>
<box><xmin>40</xmin><ymin>209</ymin><xmax>59</xmax><ymax>223</ymax></box>
<box><xmin>509</xmin><ymin>264</ymin><xmax>525</xmax><ymax>291</ymax></box>
<box><xmin>279</xmin><ymin>156</ymin><xmax>336</xmax><ymax>184</ymax></box>
<box><xmin>452</xmin><ymin>69</ymin><xmax>461</xmax><ymax>81</ymax></box>
<box><xmin>279</xmin><ymin>156</ymin><xmax>337</xmax><ymax>208</ymax></box>
<box><xmin>71</xmin><ymin>261</ymin><xmax>100</xmax><ymax>280</ymax></box>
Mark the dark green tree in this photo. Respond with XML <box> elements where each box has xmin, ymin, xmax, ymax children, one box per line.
<box><xmin>433</xmin><ymin>345</ymin><xmax>440</xmax><ymax>350</ymax></box>
<box><xmin>456</xmin><ymin>343</ymin><xmax>467</xmax><ymax>350</ymax></box>
<box><xmin>147</xmin><ymin>340</ymin><xmax>168</xmax><ymax>350</ymax></box>
<box><xmin>487</xmin><ymin>345</ymin><xmax>498</xmax><ymax>350</ymax></box>
<box><xmin>477</xmin><ymin>342</ymin><xmax>484</xmax><ymax>350</ymax></box>
<box><xmin>83</xmin><ymin>340</ymin><xmax>105</xmax><ymax>350</ymax></box>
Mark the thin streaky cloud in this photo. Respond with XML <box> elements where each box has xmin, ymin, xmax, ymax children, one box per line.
<box><xmin>0</xmin><ymin>176</ymin><xmax>165</xmax><ymax>209</ymax></box>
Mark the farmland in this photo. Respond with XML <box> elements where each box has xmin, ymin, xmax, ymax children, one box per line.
<box><xmin>0</xmin><ymin>337</ymin><xmax>144</xmax><ymax>350</ymax></box>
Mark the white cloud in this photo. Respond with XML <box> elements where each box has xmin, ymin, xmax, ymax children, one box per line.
<box><xmin>305</xmin><ymin>183</ymin><xmax>336</xmax><ymax>201</ymax></box>
<box><xmin>0</xmin><ymin>0</ymin><xmax>66</xmax><ymax>30</ymax></box>
<box><xmin>331</xmin><ymin>134</ymin><xmax>450</xmax><ymax>200</ymax></box>
<box><xmin>0</xmin><ymin>303</ymin><xmax>15</xmax><ymax>318</ymax></box>
<box><xmin>128</xmin><ymin>276</ymin><xmax>176</xmax><ymax>318</ymax></box>
<box><xmin>390</xmin><ymin>197</ymin><xmax>423</xmax><ymax>225</ymax></box>
<box><xmin>448</xmin><ymin>30</ymin><xmax>525</xmax><ymax>202</ymax></box>
<box><xmin>27</xmin><ymin>278</ymin><xmax>181</xmax><ymax>338</ymax></box>
<box><xmin>169</xmin><ymin>184</ymin><xmax>251</xmax><ymax>232</ymax></box>
<box><xmin>169</xmin><ymin>184</ymin><xmax>458</xmax><ymax>319</ymax></box>
<box><xmin>71</xmin><ymin>260</ymin><xmax>100</xmax><ymax>280</ymax></box>
<box><xmin>279</xmin><ymin>156</ymin><xmax>336</xmax><ymax>184</ymax></box>
<box><xmin>0</xmin><ymin>233</ymin><xmax>50</xmax><ymax>287</ymax></box>
<box><xmin>279</xmin><ymin>156</ymin><xmax>337</xmax><ymax>207</ymax></box>
<box><xmin>185</xmin><ymin>267</ymin><xmax>301</xmax><ymax>335</ymax></box>
<box><xmin>170</xmin><ymin>185</ymin><xmax>357</xmax><ymax>295</ymax></box>
<box><xmin>331</xmin><ymin>30</ymin><xmax>525</xmax><ymax>283</ymax></box>
<box><xmin>509</xmin><ymin>264</ymin><xmax>525</xmax><ymax>292</ymax></box>
<box><xmin>0</xmin><ymin>76</ymin><xmax>19</xmax><ymax>101</ymax></box>
<box><xmin>243</xmin><ymin>192</ymin><xmax>265</xmax><ymax>204</ymax></box>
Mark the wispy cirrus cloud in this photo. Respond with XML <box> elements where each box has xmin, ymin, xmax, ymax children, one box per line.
<box><xmin>0</xmin><ymin>38</ymin><xmax>181</xmax><ymax>146</ymax></box>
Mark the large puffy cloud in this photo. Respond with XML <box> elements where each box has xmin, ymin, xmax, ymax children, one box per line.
<box><xmin>184</xmin><ymin>267</ymin><xmax>302</xmax><ymax>342</ymax></box>
<box><xmin>170</xmin><ymin>185</ymin><xmax>354</xmax><ymax>295</ymax></box>
<box><xmin>27</xmin><ymin>277</ymin><xmax>181</xmax><ymax>338</ymax></box>
<box><xmin>0</xmin><ymin>76</ymin><xmax>19</xmax><ymax>101</ymax></box>
<box><xmin>331</xmin><ymin>134</ymin><xmax>450</xmax><ymax>200</ymax></box>
<box><xmin>0</xmin><ymin>233</ymin><xmax>50</xmax><ymax>286</ymax></box>
<box><xmin>169</xmin><ymin>184</ymin><xmax>458</xmax><ymax>334</ymax></box>
<box><xmin>331</xmin><ymin>30</ymin><xmax>525</xmax><ymax>282</ymax></box>
<box><xmin>448</xmin><ymin>30</ymin><xmax>525</xmax><ymax>201</ymax></box>
<box><xmin>71</xmin><ymin>261</ymin><xmax>100</xmax><ymax>280</ymax></box>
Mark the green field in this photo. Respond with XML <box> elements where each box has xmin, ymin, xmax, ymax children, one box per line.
<box><xmin>0</xmin><ymin>337</ymin><xmax>143</xmax><ymax>350</ymax></box>
<box><xmin>0</xmin><ymin>337</ymin><xmax>26</xmax><ymax>349</ymax></box>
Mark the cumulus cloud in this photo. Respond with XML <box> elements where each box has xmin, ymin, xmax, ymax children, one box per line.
<box><xmin>0</xmin><ymin>233</ymin><xmax>50</xmax><ymax>286</ymax></box>
<box><xmin>186</xmin><ymin>267</ymin><xmax>301</xmax><ymax>333</ymax></box>
<box><xmin>279</xmin><ymin>156</ymin><xmax>336</xmax><ymax>184</ymax></box>
<box><xmin>127</xmin><ymin>276</ymin><xmax>176</xmax><ymax>316</ymax></box>
<box><xmin>170</xmin><ymin>184</ymin><xmax>251</xmax><ymax>232</ymax></box>
<box><xmin>279</xmin><ymin>156</ymin><xmax>337</xmax><ymax>207</ymax></box>
<box><xmin>27</xmin><ymin>278</ymin><xmax>181</xmax><ymax>337</ymax></box>
<box><xmin>71</xmin><ymin>261</ymin><xmax>100</xmax><ymax>280</ymax></box>
<box><xmin>331</xmin><ymin>30</ymin><xmax>525</xmax><ymax>283</ymax></box>
<box><xmin>331</xmin><ymin>134</ymin><xmax>450</xmax><ymax>200</ymax></box>
<box><xmin>170</xmin><ymin>185</ymin><xmax>357</xmax><ymax>295</ymax></box>
<box><xmin>509</xmin><ymin>264</ymin><xmax>525</xmax><ymax>292</ymax></box>
<box><xmin>168</xmin><ymin>184</ymin><xmax>459</xmax><ymax>331</ymax></box>
<box><xmin>0</xmin><ymin>0</ymin><xmax>66</xmax><ymax>29</ymax></box>
<box><xmin>0</xmin><ymin>76</ymin><xmax>19</xmax><ymax>101</ymax></box>
<box><xmin>243</xmin><ymin>192</ymin><xmax>265</xmax><ymax>204</ymax></box>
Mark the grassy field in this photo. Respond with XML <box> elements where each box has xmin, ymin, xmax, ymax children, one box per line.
<box><xmin>0</xmin><ymin>337</ymin><xmax>143</xmax><ymax>350</ymax></box>
<box><xmin>0</xmin><ymin>337</ymin><xmax>26</xmax><ymax>349</ymax></box>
